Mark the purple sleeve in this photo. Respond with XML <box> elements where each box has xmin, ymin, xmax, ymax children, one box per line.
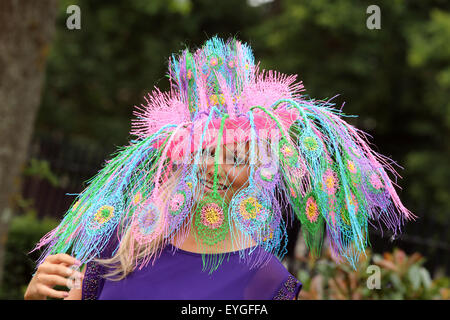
<box><xmin>272</xmin><ymin>275</ymin><xmax>302</xmax><ymax>300</ymax></box>
<box><xmin>243</xmin><ymin>256</ymin><xmax>302</xmax><ymax>300</ymax></box>
<box><xmin>81</xmin><ymin>260</ymin><xmax>104</xmax><ymax>300</ymax></box>
<box><xmin>81</xmin><ymin>233</ymin><xmax>120</xmax><ymax>300</ymax></box>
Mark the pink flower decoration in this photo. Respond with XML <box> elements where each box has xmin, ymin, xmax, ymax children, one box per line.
<box><xmin>347</xmin><ymin>160</ymin><xmax>357</xmax><ymax>174</ymax></box>
<box><xmin>305</xmin><ymin>197</ymin><xmax>319</xmax><ymax>223</ymax></box>
<box><xmin>260</xmin><ymin>168</ymin><xmax>274</xmax><ymax>181</ymax></box>
<box><xmin>201</xmin><ymin>203</ymin><xmax>224</xmax><ymax>229</ymax></box>
<box><xmin>323</xmin><ymin>168</ymin><xmax>338</xmax><ymax>195</ymax></box>
<box><xmin>210</xmin><ymin>57</ymin><xmax>218</xmax><ymax>66</ymax></box>
<box><xmin>369</xmin><ymin>173</ymin><xmax>383</xmax><ymax>190</ymax></box>
<box><xmin>290</xmin><ymin>187</ymin><xmax>297</xmax><ymax>198</ymax></box>
<box><xmin>170</xmin><ymin>193</ymin><xmax>185</xmax><ymax>212</ymax></box>
<box><xmin>132</xmin><ymin>192</ymin><xmax>142</xmax><ymax>205</ymax></box>
<box><xmin>141</xmin><ymin>212</ymin><xmax>157</xmax><ymax>229</ymax></box>
<box><xmin>209</xmin><ymin>94</ymin><xmax>218</xmax><ymax>106</ymax></box>
<box><xmin>281</xmin><ymin>145</ymin><xmax>294</xmax><ymax>158</ymax></box>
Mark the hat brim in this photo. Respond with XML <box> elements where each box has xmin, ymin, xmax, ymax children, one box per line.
<box><xmin>151</xmin><ymin>108</ymin><xmax>301</xmax><ymax>161</ymax></box>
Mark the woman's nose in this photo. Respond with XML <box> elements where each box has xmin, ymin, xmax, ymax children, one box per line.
<box><xmin>205</xmin><ymin>161</ymin><xmax>215</xmax><ymax>178</ymax></box>
<box><xmin>205</xmin><ymin>159</ymin><xmax>226</xmax><ymax>182</ymax></box>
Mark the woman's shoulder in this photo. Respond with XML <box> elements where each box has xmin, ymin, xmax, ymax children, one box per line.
<box><xmin>81</xmin><ymin>232</ymin><xmax>121</xmax><ymax>300</ymax></box>
<box><xmin>244</xmin><ymin>250</ymin><xmax>302</xmax><ymax>300</ymax></box>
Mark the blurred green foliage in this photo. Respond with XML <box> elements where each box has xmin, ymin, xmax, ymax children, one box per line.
<box><xmin>38</xmin><ymin>0</ymin><xmax>262</xmax><ymax>148</ymax></box>
<box><xmin>0</xmin><ymin>211</ymin><xmax>58</xmax><ymax>299</ymax></box>
<box><xmin>22</xmin><ymin>158</ymin><xmax>60</xmax><ymax>187</ymax></box>
<box><xmin>298</xmin><ymin>248</ymin><xmax>450</xmax><ymax>300</ymax></box>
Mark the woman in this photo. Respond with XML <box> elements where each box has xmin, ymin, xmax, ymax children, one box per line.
<box><xmin>25</xmin><ymin>141</ymin><xmax>302</xmax><ymax>300</ymax></box>
<box><xmin>24</xmin><ymin>37</ymin><xmax>414</xmax><ymax>300</ymax></box>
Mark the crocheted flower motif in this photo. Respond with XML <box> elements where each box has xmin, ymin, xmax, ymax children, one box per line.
<box><xmin>368</xmin><ymin>172</ymin><xmax>384</xmax><ymax>192</ymax></box>
<box><xmin>260</xmin><ymin>167</ymin><xmax>275</xmax><ymax>182</ymax></box>
<box><xmin>346</xmin><ymin>158</ymin><xmax>361</xmax><ymax>184</ymax></box>
<box><xmin>195</xmin><ymin>195</ymin><xmax>229</xmax><ymax>246</ymax></box>
<box><xmin>137</xmin><ymin>205</ymin><xmax>158</xmax><ymax>235</ymax></box>
<box><xmin>278</xmin><ymin>138</ymin><xmax>298</xmax><ymax>167</ymax></box>
<box><xmin>239</xmin><ymin>197</ymin><xmax>262</xmax><ymax>220</ymax></box>
<box><xmin>132</xmin><ymin>192</ymin><xmax>142</xmax><ymax>205</ymax></box>
<box><xmin>227</xmin><ymin>59</ymin><xmax>235</xmax><ymax>68</ymax></box>
<box><xmin>281</xmin><ymin>144</ymin><xmax>294</xmax><ymax>158</ymax></box>
<box><xmin>347</xmin><ymin>160</ymin><xmax>357</xmax><ymax>174</ymax></box>
<box><xmin>169</xmin><ymin>191</ymin><xmax>186</xmax><ymax>216</ymax></box>
<box><xmin>94</xmin><ymin>205</ymin><xmax>114</xmax><ymax>224</ymax></box>
<box><xmin>255</xmin><ymin>164</ymin><xmax>279</xmax><ymax>189</ymax></box>
<box><xmin>186</xmin><ymin>69</ymin><xmax>193</xmax><ymax>80</ymax></box>
<box><xmin>208</xmin><ymin>54</ymin><xmax>223</xmax><ymax>68</ymax></box>
<box><xmin>303</xmin><ymin>136</ymin><xmax>319</xmax><ymax>151</ymax></box>
<box><xmin>86</xmin><ymin>203</ymin><xmax>118</xmax><ymax>235</ymax></box>
<box><xmin>209</xmin><ymin>94</ymin><xmax>225</xmax><ymax>106</ymax></box>
<box><xmin>262</xmin><ymin>227</ymin><xmax>274</xmax><ymax>242</ymax></box>
<box><xmin>290</xmin><ymin>187</ymin><xmax>297</xmax><ymax>198</ymax></box>
<box><xmin>323</xmin><ymin>168</ymin><xmax>338</xmax><ymax>195</ymax></box>
<box><xmin>200</xmin><ymin>203</ymin><xmax>224</xmax><ymax>229</ymax></box>
<box><xmin>344</xmin><ymin>192</ymin><xmax>359</xmax><ymax>218</ymax></box>
<box><xmin>230</xmin><ymin>187</ymin><xmax>273</xmax><ymax>236</ymax></box>
<box><xmin>305</xmin><ymin>196</ymin><xmax>319</xmax><ymax>223</ymax></box>
<box><xmin>129</xmin><ymin>201</ymin><xmax>160</xmax><ymax>245</ymax></box>
<box><xmin>299</xmin><ymin>131</ymin><xmax>322</xmax><ymax>159</ymax></box>
<box><xmin>210</xmin><ymin>57</ymin><xmax>218</xmax><ymax>66</ymax></box>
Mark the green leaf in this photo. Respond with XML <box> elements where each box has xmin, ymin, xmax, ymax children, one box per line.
<box><xmin>408</xmin><ymin>265</ymin><xmax>421</xmax><ymax>290</ymax></box>
<box><xmin>389</xmin><ymin>274</ymin><xmax>405</xmax><ymax>293</ymax></box>
<box><xmin>419</xmin><ymin>268</ymin><xmax>432</xmax><ymax>289</ymax></box>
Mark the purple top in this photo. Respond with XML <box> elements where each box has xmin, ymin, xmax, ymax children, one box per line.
<box><xmin>82</xmin><ymin>243</ymin><xmax>302</xmax><ymax>300</ymax></box>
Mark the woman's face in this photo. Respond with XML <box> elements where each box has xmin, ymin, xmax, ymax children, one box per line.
<box><xmin>198</xmin><ymin>142</ymin><xmax>251</xmax><ymax>203</ymax></box>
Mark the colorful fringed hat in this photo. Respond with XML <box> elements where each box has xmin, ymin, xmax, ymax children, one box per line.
<box><xmin>33</xmin><ymin>36</ymin><xmax>415</xmax><ymax>272</ymax></box>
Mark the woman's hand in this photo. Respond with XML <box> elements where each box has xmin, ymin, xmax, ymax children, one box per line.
<box><xmin>24</xmin><ymin>253</ymin><xmax>83</xmax><ymax>300</ymax></box>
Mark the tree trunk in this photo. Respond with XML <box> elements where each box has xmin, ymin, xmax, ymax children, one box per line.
<box><xmin>0</xmin><ymin>0</ymin><xmax>58</xmax><ymax>287</ymax></box>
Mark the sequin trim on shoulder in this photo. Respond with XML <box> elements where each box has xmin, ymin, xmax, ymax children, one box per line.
<box><xmin>273</xmin><ymin>275</ymin><xmax>302</xmax><ymax>300</ymax></box>
<box><xmin>82</xmin><ymin>261</ymin><xmax>103</xmax><ymax>300</ymax></box>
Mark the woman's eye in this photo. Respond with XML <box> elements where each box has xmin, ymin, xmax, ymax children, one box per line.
<box><xmin>203</xmin><ymin>149</ymin><xmax>214</xmax><ymax>158</ymax></box>
<box><xmin>233</xmin><ymin>154</ymin><xmax>246</xmax><ymax>165</ymax></box>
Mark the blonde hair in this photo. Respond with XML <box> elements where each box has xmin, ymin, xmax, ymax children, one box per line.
<box><xmin>94</xmin><ymin>139</ymin><xmax>274</xmax><ymax>281</ymax></box>
<box><xmin>95</xmin><ymin>166</ymin><xmax>184</xmax><ymax>281</ymax></box>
